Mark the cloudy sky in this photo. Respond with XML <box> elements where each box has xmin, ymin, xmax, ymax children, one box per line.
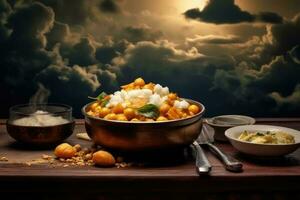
<box><xmin>0</xmin><ymin>0</ymin><xmax>300</xmax><ymax>117</ymax></box>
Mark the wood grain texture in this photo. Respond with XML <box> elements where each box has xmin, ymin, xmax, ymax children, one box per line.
<box><xmin>0</xmin><ymin>118</ymin><xmax>300</xmax><ymax>199</ymax></box>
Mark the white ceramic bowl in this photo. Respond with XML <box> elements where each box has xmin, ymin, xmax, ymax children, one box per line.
<box><xmin>225</xmin><ymin>125</ymin><xmax>300</xmax><ymax>157</ymax></box>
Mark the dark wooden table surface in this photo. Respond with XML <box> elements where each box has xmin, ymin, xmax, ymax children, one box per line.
<box><xmin>0</xmin><ymin>119</ymin><xmax>300</xmax><ymax>200</ymax></box>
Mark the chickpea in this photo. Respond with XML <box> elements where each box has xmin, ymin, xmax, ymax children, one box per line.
<box><xmin>159</xmin><ymin>103</ymin><xmax>171</xmax><ymax>115</ymax></box>
<box><xmin>54</xmin><ymin>143</ymin><xmax>76</xmax><ymax>159</ymax></box>
<box><xmin>156</xmin><ymin>116</ymin><xmax>168</xmax><ymax>121</ymax></box>
<box><xmin>143</xmin><ymin>83</ymin><xmax>155</xmax><ymax>90</ymax></box>
<box><xmin>112</xmin><ymin>103</ymin><xmax>124</xmax><ymax>114</ymax></box>
<box><xmin>104</xmin><ymin>113</ymin><xmax>117</xmax><ymax>120</ymax></box>
<box><xmin>182</xmin><ymin>112</ymin><xmax>188</xmax><ymax>118</ymax></box>
<box><xmin>92</xmin><ymin>150</ymin><xmax>115</xmax><ymax>167</ymax></box>
<box><xmin>94</xmin><ymin>106</ymin><xmax>102</xmax><ymax>113</ymax></box>
<box><xmin>166</xmin><ymin>107</ymin><xmax>181</xmax><ymax>120</ymax></box>
<box><xmin>188</xmin><ymin>105</ymin><xmax>200</xmax><ymax>114</ymax></box>
<box><xmin>168</xmin><ymin>93</ymin><xmax>177</xmax><ymax>101</ymax></box>
<box><xmin>166</xmin><ymin>99</ymin><xmax>174</xmax><ymax>106</ymax></box>
<box><xmin>87</xmin><ymin>110</ymin><xmax>94</xmax><ymax>116</ymax></box>
<box><xmin>134</xmin><ymin>77</ymin><xmax>145</xmax><ymax>87</ymax></box>
<box><xmin>123</xmin><ymin>108</ymin><xmax>136</xmax><ymax>120</ymax></box>
<box><xmin>90</xmin><ymin>102</ymin><xmax>99</xmax><ymax>111</ymax></box>
<box><xmin>116</xmin><ymin>114</ymin><xmax>128</xmax><ymax>121</ymax></box>
<box><xmin>99</xmin><ymin>107</ymin><xmax>111</xmax><ymax>118</ymax></box>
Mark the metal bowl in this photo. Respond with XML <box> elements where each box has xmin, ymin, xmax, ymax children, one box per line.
<box><xmin>82</xmin><ymin>99</ymin><xmax>205</xmax><ymax>151</ymax></box>
<box><xmin>6</xmin><ymin>104</ymin><xmax>75</xmax><ymax>146</ymax></box>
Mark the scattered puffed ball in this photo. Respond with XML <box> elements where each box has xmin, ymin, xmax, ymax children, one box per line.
<box><xmin>92</xmin><ymin>150</ymin><xmax>116</xmax><ymax>167</ymax></box>
<box><xmin>54</xmin><ymin>143</ymin><xmax>76</xmax><ymax>159</ymax></box>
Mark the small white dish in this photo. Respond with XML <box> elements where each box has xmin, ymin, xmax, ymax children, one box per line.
<box><xmin>206</xmin><ymin>115</ymin><xmax>255</xmax><ymax>142</ymax></box>
<box><xmin>225</xmin><ymin>125</ymin><xmax>300</xmax><ymax>157</ymax></box>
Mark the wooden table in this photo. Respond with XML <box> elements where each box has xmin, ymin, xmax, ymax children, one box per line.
<box><xmin>0</xmin><ymin>119</ymin><xmax>300</xmax><ymax>200</ymax></box>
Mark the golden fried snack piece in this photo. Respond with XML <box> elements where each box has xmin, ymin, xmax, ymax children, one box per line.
<box><xmin>92</xmin><ymin>150</ymin><xmax>116</xmax><ymax>167</ymax></box>
<box><xmin>54</xmin><ymin>143</ymin><xmax>76</xmax><ymax>159</ymax></box>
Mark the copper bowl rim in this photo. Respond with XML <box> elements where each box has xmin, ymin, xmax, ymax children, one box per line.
<box><xmin>81</xmin><ymin>98</ymin><xmax>205</xmax><ymax>125</ymax></box>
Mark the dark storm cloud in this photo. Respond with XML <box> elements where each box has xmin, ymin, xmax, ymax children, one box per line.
<box><xmin>0</xmin><ymin>0</ymin><xmax>11</xmax><ymax>43</ymax></box>
<box><xmin>184</xmin><ymin>0</ymin><xmax>254</xmax><ymax>24</ymax></box>
<box><xmin>36</xmin><ymin>64</ymin><xmax>100</xmax><ymax>113</ymax></box>
<box><xmin>0</xmin><ymin>1</ymin><xmax>55</xmax><ymax>81</ymax></box>
<box><xmin>60</xmin><ymin>37</ymin><xmax>98</xmax><ymax>66</ymax></box>
<box><xmin>0</xmin><ymin>0</ymin><xmax>12</xmax><ymax>21</ymax></box>
<box><xmin>0</xmin><ymin>0</ymin><xmax>118</xmax><ymax>117</ymax></box>
<box><xmin>39</xmin><ymin>0</ymin><xmax>97</xmax><ymax>25</ymax></box>
<box><xmin>268</xmin><ymin>14</ymin><xmax>300</xmax><ymax>55</ymax></box>
<box><xmin>0</xmin><ymin>1</ymin><xmax>56</xmax><ymax>116</ymax></box>
<box><xmin>257</xmin><ymin>12</ymin><xmax>283</xmax><ymax>24</ymax></box>
<box><xmin>112</xmin><ymin>40</ymin><xmax>240</xmax><ymax>115</ymax></box>
<box><xmin>36</xmin><ymin>61</ymin><xmax>118</xmax><ymax>115</ymax></box>
<box><xmin>0</xmin><ymin>0</ymin><xmax>299</xmax><ymax>118</ymax></box>
<box><xmin>184</xmin><ymin>0</ymin><xmax>283</xmax><ymax>24</ymax></box>
<box><xmin>271</xmin><ymin>84</ymin><xmax>300</xmax><ymax>115</ymax></box>
<box><xmin>252</xmin><ymin>53</ymin><xmax>300</xmax><ymax>97</ymax></box>
<box><xmin>99</xmin><ymin>0</ymin><xmax>120</xmax><ymax>13</ymax></box>
<box><xmin>39</xmin><ymin>0</ymin><xmax>121</xmax><ymax>25</ymax></box>
<box><xmin>112</xmin><ymin>40</ymin><xmax>271</xmax><ymax>116</ymax></box>
<box><xmin>111</xmin><ymin>13</ymin><xmax>300</xmax><ymax>117</ymax></box>
<box><xmin>236</xmin><ymin>13</ymin><xmax>300</xmax><ymax>67</ymax></box>
<box><xmin>7</xmin><ymin>1</ymin><xmax>54</xmax><ymax>50</ymax></box>
<box><xmin>250</xmin><ymin>50</ymin><xmax>300</xmax><ymax>117</ymax></box>
<box><xmin>46</xmin><ymin>21</ymin><xmax>71</xmax><ymax>49</ymax></box>
<box><xmin>95</xmin><ymin>39</ymin><xmax>130</xmax><ymax>64</ymax></box>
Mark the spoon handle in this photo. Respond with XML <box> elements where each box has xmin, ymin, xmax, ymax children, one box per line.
<box><xmin>191</xmin><ymin>141</ymin><xmax>211</xmax><ymax>174</ymax></box>
<box><xmin>206</xmin><ymin>143</ymin><xmax>243</xmax><ymax>172</ymax></box>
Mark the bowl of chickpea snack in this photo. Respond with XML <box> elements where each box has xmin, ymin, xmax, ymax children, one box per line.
<box><xmin>82</xmin><ymin>78</ymin><xmax>205</xmax><ymax>151</ymax></box>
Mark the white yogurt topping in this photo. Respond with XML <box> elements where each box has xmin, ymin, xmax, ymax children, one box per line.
<box><xmin>106</xmin><ymin>84</ymin><xmax>170</xmax><ymax>108</ymax></box>
<box><xmin>174</xmin><ymin>100</ymin><xmax>190</xmax><ymax>109</ymax></box>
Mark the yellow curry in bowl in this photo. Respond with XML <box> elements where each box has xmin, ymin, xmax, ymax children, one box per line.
<box><xmin>238</xmin><ymin>131</ymin><xmax>295</xmax><ymax>144</ymax></box>
<box><xmin>86</xmin><ymin>78</ymin><xmax>202</xmax><ymax>122</ymax></box>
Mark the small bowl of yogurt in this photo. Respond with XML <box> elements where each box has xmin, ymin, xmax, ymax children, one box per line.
<box><xmin>6</xmin><ymin>104</ymin><xmax>75</xmax><ymax>146</ymax></box>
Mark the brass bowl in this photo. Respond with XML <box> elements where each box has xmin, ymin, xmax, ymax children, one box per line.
<box><xmin>82</xmin><ymin>99</ymin><xmax>205</xmax><ymax>151</ymax></box>
<box><xmin>6</xmin><ymin>104</ymin><xmax>75</xmax><ymax>146</ymax></box>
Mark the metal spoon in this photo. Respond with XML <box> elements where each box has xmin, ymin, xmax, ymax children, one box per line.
<box><xmin>190</xmin><ymin>141</ymin><xmax>212</xmax><ymax>175</ymax></box>
<box><xmin>197</xmin><ymin>124</ymin><xmax>243</xmax><ymax>172</ymax></box>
